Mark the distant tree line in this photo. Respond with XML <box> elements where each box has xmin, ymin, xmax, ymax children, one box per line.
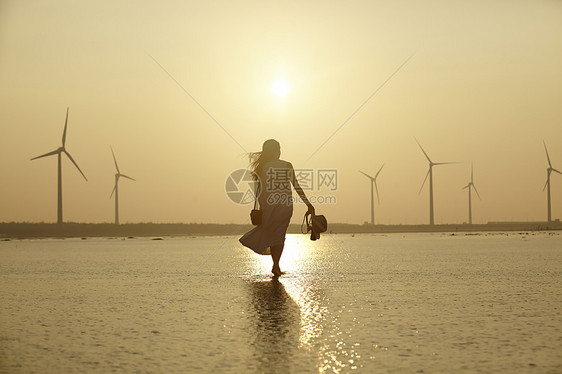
<box><xmin>0</xmin><ymin>221</ymin><xmax>560</xmax><ymax>239</ymax></box>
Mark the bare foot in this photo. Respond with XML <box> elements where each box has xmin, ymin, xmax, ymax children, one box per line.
<box><xmin>272</xmin><ymin>266</ymin><xmax>284</xmax><ymax>277</ymax></box>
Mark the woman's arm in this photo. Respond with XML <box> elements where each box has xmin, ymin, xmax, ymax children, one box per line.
<box><xmin>288</xmin><ymin>162</ymin><xmax>315</xmax><ymax>214</ymax></box>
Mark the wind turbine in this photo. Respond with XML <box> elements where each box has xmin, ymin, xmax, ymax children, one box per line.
<box><xmin>416</xmin><ymin>138</ymin><xmax>456</xmax><ymax>225</ymax></box>
<box><xmin>543</xmin><ymin>141</ymin><xmax>561</xmax><ymax>223</ymax></box>
<box><xmin>359</xmin><ymin>164</ymin><xmax>384</xmax><ymax>225</ymax></box>
<box><xmin>31</xmin><ymin>107</ymin><xmax>87</xmax><ymax>224</ymax></box>
<box><xmin>110</xmin><ymin>147</ymin><xmax>136</xmax><ymax>225</ymax></box>
<box><xmin>462</xmin><ymin>164</ymin><xmax>481</xmax><ymax>225</ymax></box>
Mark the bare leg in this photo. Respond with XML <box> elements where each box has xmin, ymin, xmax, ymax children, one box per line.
<box><xmin>270</xmin><ymin>243</ymin><xmax>285</xmax><ymax>276</ymax></box>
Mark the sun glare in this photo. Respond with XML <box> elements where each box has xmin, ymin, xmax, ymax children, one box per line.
<box><xmin>271</xmin><ymin>79</ymin><xmax>290</xmax><ymax>99</ymax></box>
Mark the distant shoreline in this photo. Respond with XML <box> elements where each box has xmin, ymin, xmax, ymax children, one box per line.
<box><xmin>1</xmin><ymin>221</ymin><xmax>561</xmax><ymax>239</ymax></box>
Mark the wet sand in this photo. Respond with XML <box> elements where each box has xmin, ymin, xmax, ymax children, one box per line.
<box><xmin>1</xmin><ymin>232</ymin><xmax>561</xmax><ymax>373</ymax></box>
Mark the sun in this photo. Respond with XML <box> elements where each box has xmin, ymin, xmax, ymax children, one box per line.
<box><xmin>271</xmin><ymin>78</ymin><xmax>290</xmax><ymax>99</ymax></box>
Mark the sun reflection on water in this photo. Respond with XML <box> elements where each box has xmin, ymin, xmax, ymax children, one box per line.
<box><xmin>280</xmin><ymin>235</ymin><xmax>365</xmax><ymax>373</ymax></box>
<box><xmin>243</xmin><ymin>234</ymin><xmax>319</xmax><ymax>276</ymax></box>
<box><xmin>279</xmin><ymin>234</ymin><xmax>315</xmax><ymax>274</ymax></box>
<box><xmin>243</xmin><ymin>234</ymin><xmax>363</xmax><ymax>373</ymax></box>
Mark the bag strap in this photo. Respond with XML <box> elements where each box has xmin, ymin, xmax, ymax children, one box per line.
<box><xmin>301</xmin><ymin>212</ymin><xmax>312</xmax><ymax>234</ymax></box>
<box><xmin>253</xmin><ymin>178</ymin><xmax>261</xmax><ymax>210</ymax></box>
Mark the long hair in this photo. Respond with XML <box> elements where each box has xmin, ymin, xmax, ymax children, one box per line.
<box><xmin>249</xmin><ymin>139</ymin><xmax>280</xmax><ymax>179</ymax></box>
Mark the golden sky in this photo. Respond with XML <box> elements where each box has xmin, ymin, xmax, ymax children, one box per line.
<box><xmin>1</xmin><ymin>0</ymin><xmax>561</xmax><ymax>224</ymax></box>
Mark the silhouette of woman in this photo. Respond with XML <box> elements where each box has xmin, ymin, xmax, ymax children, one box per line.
<box><xmin>240</xmin><ymin>139</ymin><xmax>315</xmax><ymax>276</ymax></box>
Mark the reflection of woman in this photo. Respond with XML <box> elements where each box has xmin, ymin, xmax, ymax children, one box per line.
<box><xmin>240</xmin><ymin>139</ymin><xmax>315</xmax><ymax>276</ymax></box>
<box><xmin>247</xmin><ymin>278</ymin><xmax>300</xmax><ymax>371</ymax></box>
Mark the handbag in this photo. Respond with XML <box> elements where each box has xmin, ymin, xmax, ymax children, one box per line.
<box><xmin>250</xmin><ymin>179</ymin><xmax>262</xmax><ymax>225</ymax></box>
<box><xmin>302</xmin><ymin>211</ymin><xmax>328</xmax><ymax>241</ymax></box>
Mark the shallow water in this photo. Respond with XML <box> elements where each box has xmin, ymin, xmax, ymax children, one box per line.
<box><xmin>1</xmin><ymin>232</ymin><xmax>561</xmax><ymax>373</ymax></box>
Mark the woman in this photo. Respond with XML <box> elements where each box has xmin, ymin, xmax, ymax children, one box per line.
<box><xmin>239</xmin><ymin>139</ymin><xmax>315</xmax><ymax>276</ymax></box>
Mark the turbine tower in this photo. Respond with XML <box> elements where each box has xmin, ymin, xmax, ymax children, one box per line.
<box><xmin>31</xmin><ymin>108</ymin><xmax>87</xmax><ymax>224</ymax></box>
<box><xmin>110</xmin><ymin>147</ymin><xmax>136</xmax><ymax>225</ymax></box>
<box><xmin>462</xmin><ymin>164</ymin><xmax>481</xmax><ymax>225</ymax></box>
<box><xmin>359</xmin><ymin>164</ymin><xmax>384</xmax><ymax>225</ymax></box>
<box><xmin>543</xmin><ymin>141</ymin><xmax>561</xmax><ymax>223</ymax></box>
<box><xmin>416</xmin><ymin>138</ymin><xmax>455</xmax><ymax>225</ymax></box>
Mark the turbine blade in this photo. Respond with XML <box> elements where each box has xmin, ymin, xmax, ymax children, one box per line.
<box><xmin>461</xmin><ymin>184</ymin><xmax>469</xmax><ymax>190</ymax></box>
<box><xmin>31</xmin><ymin>148</ymin><xmax>60</xmax><ymax>160</ymax></box>
<box><xmin>62</xmin><ymin>107</ymin><xmax>69</xmax><ymax>147</ymax></box>
<box><xmin>375</xmin><ymin>163</ymin><xmax>385</xmax><ymax>179</ymax></box>
<box><xmin>110</xmin><ymin>146</ymin><xmax>120</xmax><ymax>173</ymax></box>
<box><xmin>110</xmin><ymin>183</ymin><xmax>117</xmax><ymax>199</ymax></box>
<box><xmin>473</xmin><ymin>184</ymin><xmax>481</xmax><ymax>200</ymax></box>
<box><xmin>374</xmin><ymin>180</ymin><xmax>381</xmax><ymax>204</ymax></box>
<box><xmin>415</xmin><ymin>138</ymin><xmax>432</xmax><ymax>163</ymax></box>
<box><xmin>544</xmin><ymin>140</ymin><xmax>552</xmax><ymax>168</ymax></box>
<box><xmin>543</xmin><ymin>172</ymin><xmax>550</xmax><ymax>191</ymax></box>
<box><xmin>64</xmin><ymin>150</ymin><xmax>88</xmax><ymax>181</ymax></box>
<box><xmin>419</xmin><ymin>169</ymin><xmax>430</xmax><ymax>195</ymax></box>
<box><xmin>358</xmin><ymin>170</ymin><xmax>374</xmax><ymax>179</ymax></box>
<box><xmin>553</xmin><ymin>168</ymin><xmax>562</xmax><ymax>175</ymax></box>
<box><xmin>120</xmin><ymin>174</ymin><xmax>136</xmax><ymax>181</ymax></box>
<box><xmin>434</xmin><ymin>162</ymin><xmax>459</xmax><ymax>166</ymax></box>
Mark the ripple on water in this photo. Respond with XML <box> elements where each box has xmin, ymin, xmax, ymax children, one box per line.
<box><xmin>0</xmin><ymin>233</ymin><xmax>561</xmax><ymax>372</ymax></box>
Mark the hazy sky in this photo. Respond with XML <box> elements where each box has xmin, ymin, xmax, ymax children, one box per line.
<box><xmin>1</xmin><ymin>0</ymin><xmax>561</xmax><ymax>225</ymax></box>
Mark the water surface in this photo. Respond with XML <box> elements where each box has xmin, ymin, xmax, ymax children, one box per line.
<box><xmin>1</xmin><ymin>232</ymin><xmax>561</xmax><ymax>373</ymax></box>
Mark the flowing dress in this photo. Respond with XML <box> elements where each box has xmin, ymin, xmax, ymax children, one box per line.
<box><xmin>239</xmin><ymin>160</ymin><xmax>294</xmax><ymax>255</ymax></box>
